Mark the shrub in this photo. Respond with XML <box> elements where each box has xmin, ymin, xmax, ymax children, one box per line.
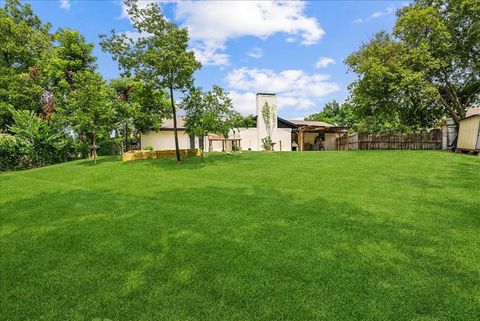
<box><xmin>2</xmin><ymin>109</ymin><xmax>78</xmax><ymax>170</ymax></box>
<box><xmin>144</xmin><ymin>145</ymin><xmax>154</xmax><ymax>151</ymax></box>
<box><xmin>97</xmin><ymin>136</ymin><xmax>123</xmax><ymax>156</ymax></box>
<box><xmin>261</xmin><ymin>136</ymin><xmax>275</xmax><ymax>151</ymax></box>
<box><xmin>0</xmin><ymin>134</ymin><xmax>31</xmax><ymax>171</ymax></box>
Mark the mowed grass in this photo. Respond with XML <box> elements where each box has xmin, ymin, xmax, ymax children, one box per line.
<box><xmin>1</xmin><ymin>151</ymin><xmax>479</xmax><ymax>321</ymax></box>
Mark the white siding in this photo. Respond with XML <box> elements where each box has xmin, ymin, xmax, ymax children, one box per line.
<box><xmin>238</xmin><ymin>128</ymin><xmax>259</xmax><ymax>151</ymax></box>
<box><xmin>141</xmin><ymin>131</ymin><xmax>191</xmax><ymax>151</ymax></box>
<box><xmin>275</xmin><ymin>128</ymin><xmax>292</xmax><ymax>151</ymax></box>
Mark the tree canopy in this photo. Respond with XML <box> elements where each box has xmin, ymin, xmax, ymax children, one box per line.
<box><xmin>0</xmin><ymin>0</ymin><xmax>52</xmax><ymax>129</ymax></box>
<box><xmin>182</xmin><ymin>86</ymin><xmax>246</xmax><ymax>156</ymax></box>
<box><xmin>100</xmin><ymin>0</ymin><xmax>201</xmax><ymax>161</ymax></box>
<box><xmin>346</xmin><ymin>0</ymin><xmax>480</xmax><ymax>129</ymax></box>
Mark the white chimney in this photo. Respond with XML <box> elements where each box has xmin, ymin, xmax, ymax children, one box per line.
<box><xmin>256</xmin><ymin>93</ymin><xmax>278</xmax><ymax>148</ymax></box>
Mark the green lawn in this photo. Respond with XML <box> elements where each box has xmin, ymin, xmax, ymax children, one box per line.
<box><xmin>1</xmin><ymin>151</ymin><xmax>479</xmax><ymax>321</ymax></box>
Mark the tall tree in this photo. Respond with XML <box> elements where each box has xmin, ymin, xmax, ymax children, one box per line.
<box><xmin>0</xmin><ymin>0</ymin><xmax>52</xmax><ymax>130</ymax></box>
<box><xmin>41</xmin><ymin>29</ymin><xmax>97</xmax><ymax>114</ymax></box>
<box><xmin>346</xmin><ymin>0</ymin><xmax>480</xmax><ymax>129</ymax></box>
<box><xmin>100</xmin><ymin>0</ymin><xmax>201</xmax><ymax>161</ymax></box>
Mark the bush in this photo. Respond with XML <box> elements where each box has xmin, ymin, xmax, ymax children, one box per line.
<box><xmin>97</xmin><ymin>136</ymin><xmax>123</xmax><ymax>156</ymax></box>
<box><xmin>144</xmin><ymin>145</ymin><xmax>154</xmax><ymax>151</ymax></box>
<box><xmin>1</xmin><ymin>109</ymin><xmax>78</xmax><ymax>171</ymax></box>
<box><xmin>0</xmin><ymin>134</ymin><xmax>31</xmax><ymax>171</ymax></box>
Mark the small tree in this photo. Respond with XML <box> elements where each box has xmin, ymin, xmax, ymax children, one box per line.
<box><xmin>182</xmin><ymin>86</ymin><xmax>239</xmax><ymax>158</ymax></box>
<box><xmin>62</xmin><ymin>72</ymin><xmax>116</xmax><ymax>164</ymax></box>
<box><xmin>110</xmin><ymin>77</ymin><xmax>139</xmax><ymax>151</ymax></box>
<box><xmin>261</xmin><ymin>102</ymin><xmax>276</xmax><ymax>151</ymax></box>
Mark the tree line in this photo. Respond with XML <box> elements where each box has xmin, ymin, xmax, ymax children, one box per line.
<box><xmin>0</xmin><ymin>0</ymin><xmax>247</xmax><ymax>170</ymax></box>
<box><xmin>1</xmin><ymin>0</ymin><xmax>478</xmax><ymax>170</ymax></box>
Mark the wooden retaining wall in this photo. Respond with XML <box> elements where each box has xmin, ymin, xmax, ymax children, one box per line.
<box><xmin>337</xmin><ymin>130</ymin><xmax>442</xmax><ymax>150</ymax></box>
<box><xmin>123</xmin><ymin>148</ymin><xmax>201</xmax><ymax>161</ymax></box>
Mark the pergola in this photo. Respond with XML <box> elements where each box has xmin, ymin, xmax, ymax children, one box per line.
<box><xmin>207</xmin><ymin>135</ymin><xmax>242</xmax><ymax>152</ymax></box>
<box><xmin>295</xmin><ymin>124</ymin><xmax>349</xmax><ymax>151</ymax></box>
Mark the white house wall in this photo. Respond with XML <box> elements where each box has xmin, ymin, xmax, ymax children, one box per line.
<box><xmin>141</xmin><ymin>131</ymin><xmax>191</xmax><ymax>150</ymax></box>
<box><xmin>238</xmin><ymin>128</ymin><xmax>259</xmax><ymax>151</ymax></box>
<box><xmin>275</xmin><ymin>128</ymin><xmax>292</xmax><ymax>151</ymax></box>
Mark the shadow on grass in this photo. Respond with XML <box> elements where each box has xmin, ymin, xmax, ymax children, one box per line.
<box><xmin>1</xmin><ymin>182</ymin><xmax>479</xmax><ymax>321</ymax></box>
<box><xmin>121</xmin><ymin>152</ymin><xmax>252</xmax><ymax>171</ymax></box>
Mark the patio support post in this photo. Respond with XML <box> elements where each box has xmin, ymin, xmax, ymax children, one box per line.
<box><xmin>299</xmin><ymin>128</ymin><xmax>304</xmax><ymax>151</ymax></box>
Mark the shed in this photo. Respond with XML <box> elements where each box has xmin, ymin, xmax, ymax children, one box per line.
<box><xmin>457</xmin><ymin>115</ymin><xmax>480</xmax><ymax>152</ymax></box>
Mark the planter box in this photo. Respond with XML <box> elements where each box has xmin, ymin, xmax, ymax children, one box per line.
<box><xmin>122</xmin><ymin>148</ymin><xmax>201</xmax><ymax>161</ymax></box>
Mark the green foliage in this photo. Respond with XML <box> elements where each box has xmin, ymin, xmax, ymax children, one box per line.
<box><xmin>261</xmin><ymin>102</ymin><xmax>276</xmax><ymax>150</ymax></box>
<box><xmin>182</xmin><ymin>86</ymin><xmax>243</xmax><ymax>156</ymax></box>
<box><xmin>128</xmin><ymin>80</ymin><xmax>169</xmax><ymax>133</ymax></box>
<box><xmin>305</xmin><ymin>100</ymin><xmax>357</xmax><ymax>127</ymax></box>
<box><xmin>0</xmin><ymin>0</ymin><xmax>52</xmax><ymax>130</ymax></box>
<box><xmin>0</xmin><ymin>133</ymin><xmax>31</xmax><ymax>170</ymax></box>
<box><xmin>100</xmin><ymin>0</ymin><xmax>201</xmax><ymax>161</ymax></box>
<box><xmin>261</xmin><ymin>136</ymin><xmax>275</xmax><ymax>151</ymax></box>
<box><xmin>3</xmin><ymin>109</ymin><xmax>76</xmax><ymax>169</ymax></box>
<box><xmin>42</xmin><ymin>29</ymin><xmax>96</xmax><ymax>97</ymax></box>
<box><xmin>59</xmin><ymin>71</ymin><xmax>116</xmax><ymax>163</ymax></box>
<box><xmin>96</xmin><ymin>136</ymin><xmax>123</xmax><ymax>156</ymax></box>
<box><xmin>144</xmin><ymin>145</ymin><xmax>154</xmax><ymax>152</ymax></box>
<box><xmin>347</xmin><ymin>0</ymin><xmax>480</xmax><ymax>129</ymax></box>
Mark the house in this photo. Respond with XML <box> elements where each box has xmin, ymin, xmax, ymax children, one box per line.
<box><xmin>140</xmin><ymin>93</ymin><xmax>347</xmax><ymax>152</ymax></box>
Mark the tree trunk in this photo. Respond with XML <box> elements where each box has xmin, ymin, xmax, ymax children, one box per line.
<box><xmin>169</xmin><ymin>85</ymin><xmax>181</xmax><ymax>162</ymax></box>
<box><xmin>92</xmin><ymin>132</ymin><xmax>97</xmax><ymax>165</ymax></box>
<box><xmin>125</xmin><ymin>122</ymin><xmax>129</xmax><ymax>152</ymax></box>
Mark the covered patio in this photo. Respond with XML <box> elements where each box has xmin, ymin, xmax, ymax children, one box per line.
<box><xmin>290</xmin><ymin>120</ymin><xmax>349</xmax><ymax>151</ymax></box>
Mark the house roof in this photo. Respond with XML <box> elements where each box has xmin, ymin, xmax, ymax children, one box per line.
<box><xmin>250</xmin><ymin>116</ymin><xmax>298</xmax><ymax>128</ymax></box>
<box><xmin>287</xmin><ymin>120</ymin><xmax>334</xmax><ymax>127</ymax></box>
<box><xmin>158</xmin><ymin>117</ymin><xmax>336</xmax><ymax>130</ymax></box>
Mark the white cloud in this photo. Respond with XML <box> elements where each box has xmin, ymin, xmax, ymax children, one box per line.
<box><xmin>371</xmin><ymin>5</ymin><xmax>395</xmax><ymax>18</ymax></box>
<box><xmin>120</xmin><ymin>0</ymin><xmax>159</xmax><ymax>20</ymax></box>
<box><xmin>120</xmin><ymin>1</ymin><xmax>324</xmax><ymax>65</ymax></box>
<box><xmin>226</xmin><ymin>68</ymin><xmax>340</xmax><ymax>115</ymax></box>
<box><xmin>354</xmin><ymin>5</ymin><xmax>396</xmax><ymax>23</ymax></box>
<box><xmin>315</xmin><ymin>57</ymin><xmax>335</xmax><ymax>68</ymax></box>
<box><xmin>174</xmin><ymin>1</ymin><xmax>325</xmax><ymax>65</ymax></box>
<box><xmin>226</xmin><ymin>68</ymin><xmax>338</xmax><ymax>97</ymax></box>
<box><xmin>247</xmin><ymin>47</ymin><xmax>263</xmax><ymax>59</ymax></box>
<box><xmin>228</xmin><ymin>91</ymin><xmax>257</xmax><ymax>115</ymax></box>
<box><xmin>59</xmin><ymin>0</ymin><xmax>70</xmax><ymax>10</ymax></box>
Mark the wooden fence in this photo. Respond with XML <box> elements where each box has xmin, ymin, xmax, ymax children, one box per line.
<box><xmin>337</xmin><ymin>130</ymin><xmax>442</xmax><ymax>150</ymax></box>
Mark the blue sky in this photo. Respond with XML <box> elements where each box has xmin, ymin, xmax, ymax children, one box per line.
<box><xmin>17</xmin><ymin>0</ymin><xmax>408</xmax><ymax>119</ymax></box>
